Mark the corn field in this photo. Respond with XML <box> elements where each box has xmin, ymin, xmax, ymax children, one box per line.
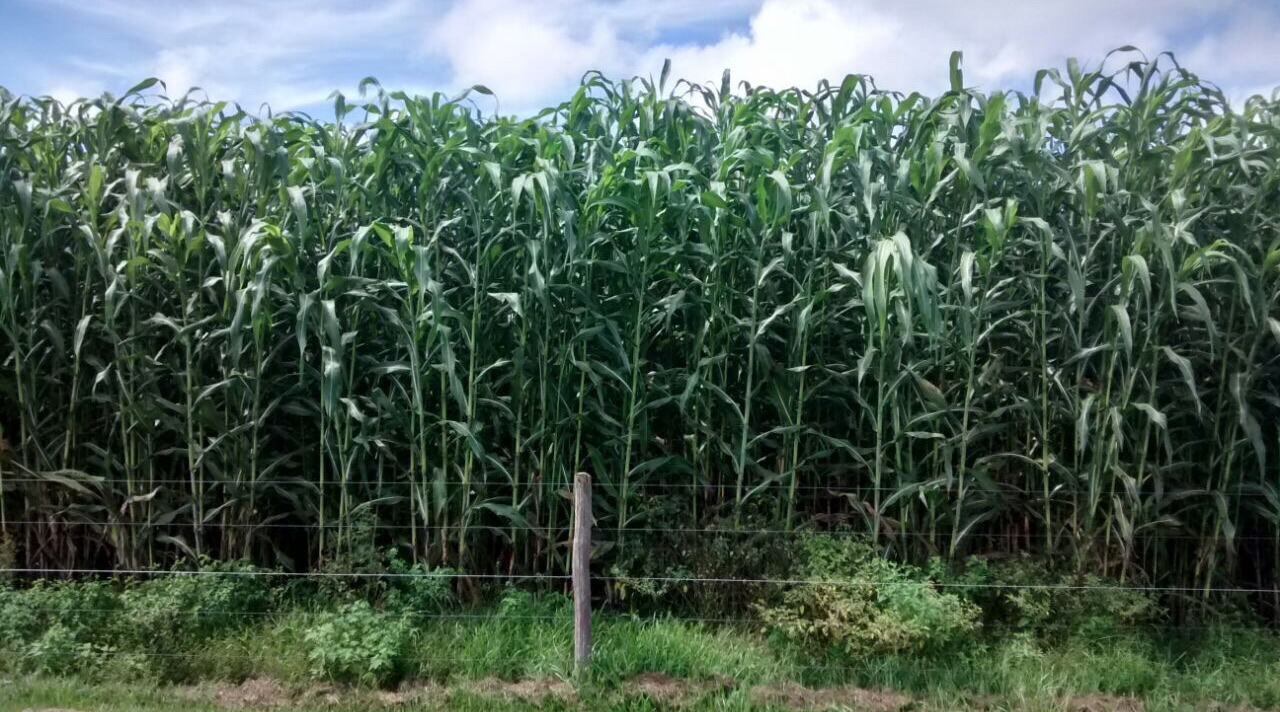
<box><xmin>1</xmin><ymin>52</ymin><xmax>1278</xmax><ymax>595</ymax></box>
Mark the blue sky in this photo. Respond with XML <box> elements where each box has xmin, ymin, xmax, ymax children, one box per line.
<box><xmin>3</xmin><ymin>0</ymin><xmax>1278</xmax><ymax>117</ymax></box>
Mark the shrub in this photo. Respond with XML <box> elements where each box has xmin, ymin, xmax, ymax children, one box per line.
<box><xmin>757</xmin><ymin>535</ymin><xmax>979</xmax><ymax>657</ymax></box>
<box><xmin>608</xmin><ymin>497</ymin><xmax>793</xmax><ymax>615</ymax></box>
<box><xmin>0</xmin><ymin>585</ymin><xmax>43</xmax><ymax>652</ymax></box>
<box><xmin>23</xmin><ymin>623</ymin><xmax>115</xmax><ymax>677</ymax></box>
<box><xmin>938</xmin><ymin>555</ymin><xmax>1159</xmax><ymax>639</ymax></box>
<box><xmin>497</xmin><ymin>586</ymin><xmax>571</xmax><ymax>620</ymax></box>
<box><xmin>0</xmin><ymin>564</ymin><xmax>273</xmax><ymax>680</ymax></box>
<box><xmin>0</xmin><ymin>581</ymin><xmax>128</xmax><ymax>678</ymax></box>
<box><xmin>302</xmin><ymin>600</ymin><xmax>413</xmax><ymax>686</ymax></box>
<box><xmin>308</xmin><ymin>513</ymin><xmax>393</xmax><ymax>603</ymax></box>
<box><xmin>1</xmin><ymin>580</ymin><xmax>124</xmax><ymax>654</ymax></box>
<box><xmin>0</xmin><ymin>579</ymin><xmax>143</xmax><ymax>680</ymax></box>
<box><xmin>119</xmin><ymin>559</ymin><xmax>273</xmax><ymax>648</ymax></box>
<box><xmin>383</xmin><ymin>548</ymin><xmax>455</xmax><ymax>616</ymax></box>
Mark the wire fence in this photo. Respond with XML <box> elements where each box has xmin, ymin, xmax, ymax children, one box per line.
<box><xmin>3</xmin><ymin>596</ymin><xmax>1279</xmax><ymax>681</ymax></box>
<box><xmin>4</xmin><ymin>561</ymin><xmax>1280</xmax><ymax>678</ymax></box>
<box><xmin>4</xmin><ymin>566</ymin><xmax>1280</xmax><ymax>595</ymax></box>
<box><xmin>6</xmin><ymin>603</ymin><xmax>1280</xmax><ymax>632</ymax></box>
<box><xmin>1</xmin><ymin>474</ymin><xmax>1259</xmax><ymax>498</ymax></box>
<box><xmin>4</xmin><ymin>474</ymin><xmax>1280</xmax><ymax>681</ymax></box>
<box><xmin>5</xmin><ymin>519</ymin><xmax>1278</xmax><ymax>542</ymax></box>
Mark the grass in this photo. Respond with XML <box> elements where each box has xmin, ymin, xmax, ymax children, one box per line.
<box><xmin>0</xmin><ymin>677</ymin><xmax>573</xmax><ymax>712</ymax></box>
<box><xmin>117</xmin><ymin>609</ymin><xmax>795</xmax><ymax>685</ymax></box>
<box><xmin>4</xmin><ymin>608</ymin><xmax>1278</xmax><ymax>711</ymax></box>
<box><xmin>3</xmin><ymin>544</ymin><xmax>1278</xmax><ymax>710</ymax></box>
<box><xmin>5</xmin><ymin>630</ymin><xmax>1280</xmax><ymax>711</ymax></box>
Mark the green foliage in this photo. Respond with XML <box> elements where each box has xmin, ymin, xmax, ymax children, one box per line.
<box><xmin>0</xmin><ymin>51</ymin><xmax>1278</xmax><ymax>600</ymax></box>
<box><xmin>496</xmin><ymin>586</ymin><xmax>571</xmax><ymax>620</ymax></box>
<box><xmin>758</xmin><ymin>535</ymin><xmax>979</xmax><ymax>657</ymax></box>
<box><xmin>302</xmin><ymin>600</ymin><xmax>414</xmax><ymax>686</ymax></box>
<box><xmin>384</xmin><ymin>549</ymin><xmax>456</xmax><ymax>615</ymax></box>
<box><xmin>22</xmin><ymin>624</ymin><xmax>118</xmax><ymax>678</ymax></box>
<box><xmin>939</xmin><ymin>556</ymin><xmax>1159</xmax><ymax>639</ymax></box>
<box><xmin>0</xmin><ymin>580</ymin><xmax>141</xmax><ymax>679</ymax></box>
<box><xmin>592</xmin><ymin>618</ymin><xmax>791</xmax><ymax>684</ymax></box>
<box><xmin>0</xmin><ymin>580</ymin><xmax>122</xmax><ymax>654</ymax></box>
<box><xmin>119</xmin><ymin>561</ymin><xmax>272</xmax><ymax>646</ymax></box>
<box><xmin>0</xmin><ymin>576</ymin><xmax>1279</xmax><ymax>711</ymax></box>
<box><xmin>609</xmin><ymin>501</ymin><xmax>792</xmax><ymax>615</ymax></box>
<box><xmin>0</xmin><ymin>586</ymin><xmax>40</xmax><ymax>649</ymax></box>
<box><xmin>309</xmin><ymin>513</ymin><xmax>395</xmax><ymax>602</ymax></box>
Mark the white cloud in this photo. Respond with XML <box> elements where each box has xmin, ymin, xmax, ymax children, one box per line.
<box><xmin>44</xmin><ymin>85</ymin><xmax>91</xmax><ymax>105</ymax></box>
<box><xmin>30</xmin><ymin>0</ymin><xmax>434</xmax><ymax>112</ymax></box>
<box><xmin>647</xmin><ymin>0</ymin><xmax>907</xmax><ymax>90</ymax></box>
<box><xmin>645</xmin><ymin>0</ymin><xmax>1222</xmax><ymax>94</ymax></box>
<box><xmin>422</xmin><ymin>0</ymin><xmax>757</xmax><ymax>112</ymax></box>
<box><xmin>421</xmin><ymin>0</ymin><xmax>1280</xmax><ymax>112</ymax></box>
<box><xmin>427</xmin><ymin>0</ymin><xmax>630</xmax><ymax>110</ymax></box>
<box><xmin>17</xmin><ymin>0</ymin><xmax>1280</xmax><ymax>115</ymax></box>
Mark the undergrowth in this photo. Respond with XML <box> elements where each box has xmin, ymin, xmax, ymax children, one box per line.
<box><xmin>0</xmin><ymin>537</ymin><xmax>1276</xmax><ymax>712</ymax></box>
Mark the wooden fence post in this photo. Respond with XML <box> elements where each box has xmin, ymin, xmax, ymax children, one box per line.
<box><xmin>572</xmin><ymin>471</ymin><xmax>592</xmax><ymax>675</ymax></box>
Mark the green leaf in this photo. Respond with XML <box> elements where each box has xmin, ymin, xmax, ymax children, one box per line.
<box><xmin>1134</xmin><ymin>402</ymin><xmax>1167</xmax><ymax>430</ymax></box>
<box><xmin>1110</xmin><ymin>304</ymin><xmax>1132</xmax><ymax>357</ymax></box>
<box><xmin>949</xmin><ymin>51</ymin><xmax>964</xmax><ymax>92</ymax></box>
<box><xmin>1232</xmin><ymin>373</ymin><xmax>1266</xmax><ymax>473</ymax></box>
<box><xmin>1161</xmin><ymin>346</ymin><xmax>1200</xmax><ymax>417</ymax></box>
<box><xmin>699</xmin><ymin>191</ymin><xmax>729</xmax><ymax>210</ymax></box>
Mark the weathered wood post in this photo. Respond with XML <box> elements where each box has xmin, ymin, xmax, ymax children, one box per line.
<box><xmin>572</xmin><ymin>471</ymin><xmax>592</xmax><ymax>675</ymax></box>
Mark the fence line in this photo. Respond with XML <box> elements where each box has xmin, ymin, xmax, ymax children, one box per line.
<box><xmin>2</xmin><ymin>475</ymin><xmax>1255</xmax><ymax>498</ymax></box>
<box><xmin>0</xmin><ymin>567</ymin><xmax>567</xmax><ymax>580</ymax></box>
<box><xmin>3</xmin><ymin>567</ymin><xmax>1278</xmax><ymax>594</ymax></box>
<box><xmin>0</xmin><ymin>648</ymin><xmax>506</xmax><ymax>664</ymax></box>
<box><xmin>5</xmin><ymin>604</ymin><xmax>1280</xmax><ymax>632</ymax></box>
<box><xmin>6</xmin><ymin>631</ymin><xmax>1280</xmax><ymax>672</ymax></box>
<box><xmin>6</xmin><ymin>519</ymin><xmax>1277</xmax><ymax>542</ymax></box>
<box><xmin>5</xmin><ymin>473</ymin><xmax>1280</xmax><ymax>682</ymax></box>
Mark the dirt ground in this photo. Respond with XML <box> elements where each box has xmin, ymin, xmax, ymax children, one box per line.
<box><xmin>19</xmin><ymin>677</ymin><xmax>1269</xmax><ymax>712</ymax></box>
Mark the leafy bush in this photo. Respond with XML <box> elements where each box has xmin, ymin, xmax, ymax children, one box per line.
<box><xmin>757</xmin><ymin>535</ymin><xmax>978</xmax><ymax>657</ymax></box>
<box><xmin>0</xmin><ymin>580</ymin><xmax>124</xmax><ymax>653</ymax></box>
<box><xmin>23</xmin><ymin>623</ymin><xmax>116</xmax><ymax>677</ymax></box>
<box><xmin>938</xmin><ymin>555</ymin><xmax>1159</xmax><ymax>639</ymax></box>
<box><xmin>0</xmin><ymin>580</ymin><xmax>141</xmax><ymax>678</ymax></box>
<box><xmin>119</xmin><ymin>560</ymin><xmax>273</xmax><ymax>648</ymax></box>
<box><xmin>383</xmin><ymin>548</ymin><xmax>455</xmax><ymax>616</ymax></box>
<box><xmin>302</xmin><ymin>600</ymin><xmax>413</xmax><ymax>686</ymax></box>
<box><xmin>0</xmin><ymin>563</ymin><xmax>272</xmax><ymax>680</ymax></box>
<box><xmin>308</xmin><ymin>513</ymin><xmax>392</xmax><ymax>603</ymax></box>
<box><xmin>609</xmin><ymin>497</ymin><xmax>793</xmax><ymax>615</ymax></box>
<box><xmin>496</xmin><ymin>586</ymin><xmax>572</xmax><ymax>620</ymax></box>
<box><xmin>0</xmin><ymin>585</ymin><xmax>43</xmax><ymax>651</ymax></box>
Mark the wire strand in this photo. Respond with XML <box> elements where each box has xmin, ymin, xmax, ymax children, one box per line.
<box><xmin>6</xmin><ymin>605</ymin><xmax>1278</xmax><ymax>632</ymax></box>
<box><xmin>5</xmin><ymin>519</ymin><xmax>1276</xmax><ymax>542</ymax></box>
<box><xmin>3</xmin><ymin>567</ymin><xmax>1275</xmax><ymax>594</ymax></box>
<box><xmin>0</xmin><ymin>567</ymin><xmax>567</xmax><ymax>580</ymax></box>
<box><xmin>2</xmin><ymin>475</ymin><xmax>1254</xmax><ymax>498</ymax></box>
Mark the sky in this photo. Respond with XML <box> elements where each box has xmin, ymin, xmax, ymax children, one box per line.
<box><xmin>2</xmin><ymin>0</ymin><xmax>1279</xmax><ymax>118</ymax></box>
